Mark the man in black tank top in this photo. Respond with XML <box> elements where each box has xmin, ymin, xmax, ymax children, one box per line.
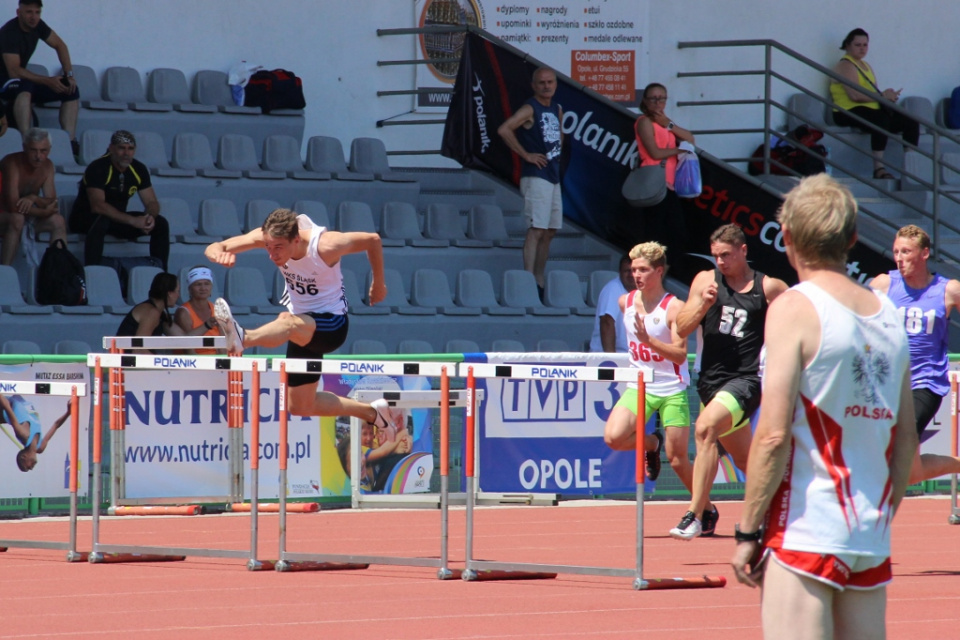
<box><xmin>669</xmin><ymin>224</ymin><xmax>788</xmax><ymax>540</ymax></box>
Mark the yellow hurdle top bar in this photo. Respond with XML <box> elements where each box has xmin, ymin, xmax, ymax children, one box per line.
<box><xmin>270</xmin><ymin>358</ymin><xmax>450</xmax><ymax>377</ymax></box>
<box><xmin>86</xmin><ymin>353</ymin><xmax>268</xmax><ymax>372</ymax></box>
<box><xmin>101</xmin><ymin>336</ymin><xmax>228</xmax><ymax>350</ymax></box>
<box><xmin>0</xmin><ymin>380</ymin><xmax>86</xmax><ymax>396</ymax></box>
<box><xmin>457</xmin><ymin>362</ymin><xmax>651</xmax><ymax>383</ymax></box>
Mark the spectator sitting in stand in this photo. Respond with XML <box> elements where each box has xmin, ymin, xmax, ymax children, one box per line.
<box><xmin>589</xmin><ymin>254</ymin><xmax>635</xmax><ymax>353</ymax></box>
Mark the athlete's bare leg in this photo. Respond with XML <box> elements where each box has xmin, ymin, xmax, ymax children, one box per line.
<box><xmin>287</xmin><ymin>381</ymin><xmax>383</xmax><ymax>422</ymax></box>
<box><xmin>603</xmin><ymin>404</ymin><xmax>658</xmax><ymax>452</ymax></box>
<box><xmin>665</xmin><ymin>426</ymin><xmax>694</xmax><ymax>493</ymax></box>
<box><xmin>687</xmin><ymin>400</ymin><xmax>734</xmax><ymax>517</ymax></box>
<box><xmin>242</xmin><ymin>312</ymin><xmax>316</xmax><ymax>349</ymax></box>
<box><xmin>761</xmin><ymin>557</ymin><xmax>833</xmax><ymax>640</ymax></box>
<box><xmin>908</xmin><ymin>449</ymin><xmax>960</xmax><ymax>484</ymax></box>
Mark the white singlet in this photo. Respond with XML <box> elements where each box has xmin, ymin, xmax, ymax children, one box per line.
<box><xmin>277</xmin><ymin>215</ymin><xmax>347</xmax><ymax>315</ymax></box>
<box><xmin>623</xmin><ymin>290</ymin><xmax>690</xmax><ymax>397</ymax></box>
<box><xmin>764</xmin><ymin>281</ymin><xmax>909</xmax><ymax>558</ymax></box>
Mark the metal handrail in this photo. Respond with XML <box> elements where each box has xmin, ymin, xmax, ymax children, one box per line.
<box><xmin>677</xmin><ymin>38</ymin><xmax>960</xmax><ymax>263</ymax></box>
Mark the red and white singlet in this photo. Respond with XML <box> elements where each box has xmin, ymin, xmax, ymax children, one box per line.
<box><xmin>623</xmin><ymin>291</ymin><xmax>690</xmax><ymax>396</ymax></box>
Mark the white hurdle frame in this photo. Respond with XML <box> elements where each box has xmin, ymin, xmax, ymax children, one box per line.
<box><xmin>0</xmin><ymin>380</ymin><xmax>87</xmax><ymax>561</ymax></box>
<box><xmin>457</xmin><ymin>362</ymin><xmax>726</xmax><ymax>590</ymax></box>
<box><xmin>88</xmin><ymin>343</ymin><xmax>273</xmax><ymax>569</ymax></box>
<box><xmin>271</xmin><ymin>358</ymin><xmax>463</xmax><ymax>577</ymax></box>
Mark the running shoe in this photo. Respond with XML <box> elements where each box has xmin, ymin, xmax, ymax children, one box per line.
<box><xmin>669</xmin><ymin>511</ymin><xmax>702</xmax><ymax>540</ymax></box>
<box><xmin>645</xmin><ymin>429</ymin><xmax>664</xmax><ymax>481</ymax></box>
<box><xmin>214</xmin><ymin>298</ymin><xmax>245</xmax><ymax>356</ymax></box>
<box><xmin>370</xmin><ymin>398</ymin><xmax>391</xmax><ymax>429</ymax></box>
<box><xmin>701</xmin><ymin>506</ymin><xmax>720</xmax><ymax>537</ymax></box>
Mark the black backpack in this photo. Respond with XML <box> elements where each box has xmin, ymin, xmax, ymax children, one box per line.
<box><xmin>35</xmin><ymin>239</ymin><xmax>88</xmax><ymax>306</ymax></box>
<box><xmin>244</xmin><ymin>69</ymin><xmax>306</xmax><ymax>113</ymax></box>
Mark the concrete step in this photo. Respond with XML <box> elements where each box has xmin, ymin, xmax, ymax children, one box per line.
<box><xmin>417</xmin><ymin>189</ymin><xmax>497</xmax><ymax>211</ymax></box>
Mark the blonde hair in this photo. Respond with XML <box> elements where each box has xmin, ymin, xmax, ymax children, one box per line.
<box><xmin>628</xmin><ymin>241</ymin><xmax>668</xmax><ymax>271</ymax></box>
<box><xmin>895</xmin><ymin>224</ymin><xmax>930</xmax><ymax>251</ymax></box>
<box><xmin>778</xmin><ymin>174</ymin><xmax>857</xmax><ymax>265</ymax></box>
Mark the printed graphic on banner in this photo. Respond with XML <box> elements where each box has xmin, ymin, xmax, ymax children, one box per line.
<box><xmin>414</xmin><ymin>1</ymin><xmax>648</xmax><ymax>109</ymax></box>
<box><xmin>325</xmin><ymin>374</ymin><xmax>434</xmax><ymax>495</ymax></box>
<box><xmin>0</xmin><ymin>363</ymin><xmax>88</xmax><ymax>499</ymax></box>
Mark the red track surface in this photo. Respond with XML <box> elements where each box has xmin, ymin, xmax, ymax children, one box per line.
<box><xmin>0</xmin><ymin>497</ymin><xmax>957</xmax><ymax>639</ymax></box>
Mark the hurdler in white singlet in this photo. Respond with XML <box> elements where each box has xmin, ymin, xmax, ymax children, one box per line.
<box><xmin>277</xmin><ymin>214</ymin><xmax>348</xmax><ymax>315</ymax></box>
<box><xmin>764</xmin><ymin>281</ymin><xmax>909</xmax><ymax>558</ymax></box>
<box><xmin>623</xmin><ymin>291</ymin><xmax>690</xmax><ymax>397</ymax></box>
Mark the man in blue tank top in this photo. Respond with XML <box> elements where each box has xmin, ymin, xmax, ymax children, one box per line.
<box><xmin>870</xmin><ymin>224</ymin><xmax>960</xmax><ymax>482</ymax></box>
<box><xmin>497</xmin><ymin>67</ymin><xmax>563</xmax><ymax>299</ymax></box>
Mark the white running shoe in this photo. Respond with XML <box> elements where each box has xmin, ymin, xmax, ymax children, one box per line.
<box><xmin>370</xmin><ymin>398</ymin><xmax>390</xmax><ymax>429</ymax></box>
<box><xmin>214</xmin><ymin>298</ymin><xmax>245</xmax><ymax>356</ymax></box>
<box><xmin>669</xmin><ymin>511</ymin><xmax>703</xmax><ymax>541</ymax></box>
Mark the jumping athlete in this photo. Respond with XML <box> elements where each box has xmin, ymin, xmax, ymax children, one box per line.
<box><xmin>604</xmin><ymin>242</ymin><xmax>693</xmax><ymax>490</ymax></box>
<box><xmin>671</xmin><ymin>223</ymin><xmax>788</xmax><ymax>540</ymax></box>
<box><xmin>870</xmin><ymin>224</ymin><xmax>960</xmax><ymax>482</ymax></box>
<box><xmin>205</xmin><ymin>208</ymin><xmax>391</xmax><ymax>426</ymax></box>
<box><xmin>0</xmin><ymin>394</ymin><xmax>70</xmax><ymax>472</ymax></box>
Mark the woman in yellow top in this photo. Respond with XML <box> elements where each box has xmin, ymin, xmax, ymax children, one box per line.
<box><xmin>174</xmin><ymin>266</ymin><xmax>221</xmax><ymax>354</ymax></box>
<box><xmin>829</xmin><ymin>28</ymin><xmax>919</xmax><ymax>179</ymax></box>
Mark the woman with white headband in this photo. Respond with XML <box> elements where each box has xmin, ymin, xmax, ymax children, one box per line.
<box><xmin>174</xmin><ymin>265</ymin><xmax>221</xmax><ymax>354</ymax></box>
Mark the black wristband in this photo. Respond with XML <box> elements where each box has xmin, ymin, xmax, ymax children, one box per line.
<box><xmin>734</xmin><ymin>524</ymin><xmax>763</xmax><ymax>543</ymax></box>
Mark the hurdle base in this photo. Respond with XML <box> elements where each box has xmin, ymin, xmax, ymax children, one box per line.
<box><xmin>634</xmin><ymin>575</ymin><xmax>727</xmax><ymax>590</ymax></box>
<box><xmin>461</xmin><ymin>569</ymin><xmax>558</xmax><ymax>582</ymax></box>
<box><xmin>108</xmin><ymin>505</ymin><xmax>202</xmax><ymax>516</ymax></box>
<box><xmin>66</xmin><ymin>550</ymin><xmax>89</xmax><ymax>563</ymax></box>
<box><xmin>948</xmin><ymin>512</ymin><xmax>960</xmax><ymax>525</ymax></box>
<box><xmin>275</xmin><ymin>560</ymin><xmax>369</xmax><ymax>573</ymax></box>
<box><xmin>230</xmin><ymin>502</ymin><xmax>319</xmax><ymax>513</ymax></box>
<box><xmin>89</xmin><ymin>552</ymin><xmax>187</xmax><ymax>564</ymax></box>
<box><xmin>438</xmin><ymin>567</ymin><xmax>458</xmax><ymax>580</ymax></box>
<box><xmin>247</xmin><ymin>559</ymin><xmax>276</xmax><ymax>571</ymax></box>
<box><xmin>0</xmin><ymin>547</ymin><xmax>6</xmax><ymax>552</ymax></box>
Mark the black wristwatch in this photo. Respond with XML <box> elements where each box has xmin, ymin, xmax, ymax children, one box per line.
<box><xmin>734</xmin><ymin>523</ymin><xmax>763</xmax><ymax>543</ymax></box>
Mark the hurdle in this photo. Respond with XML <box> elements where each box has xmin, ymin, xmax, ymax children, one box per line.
<box><xmin>0</xmin><ymin>380</ymin><xmax>87</xmax><ymax>562</ymax></box>
<box><xmin>458</xmin><ymin>362</ymin><xmax>727</xmax><ymax>590</ymax></box>
<box><xmin>271</xmin><ymin>358</ymin><xmax>464</xmax><ymax>578</ymax></box>
<box><xmin>87</xmin><ymin>343</ymin><xmax>274</xmax><ymax>569</ymax></box>
<box><xmin>950</xmin><ymin>373</ymin><xmax>960</xmax><ymax>525</ymax></box>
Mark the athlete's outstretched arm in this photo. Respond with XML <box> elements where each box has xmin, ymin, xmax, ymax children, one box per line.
<box><xmin>319</xmin><ymin>230</ymin><xmax>387</xmax><ymax>305</ymax></box>
<box><xmin>675</xmin><ymin>270</ymin><xmax>716</xmax><ymax>338</ymax></box>
<box><xmin>204</xmin><ymin>229</ymin><xmax>265</xmax><ymax>268</ymax></box>
<box><xmin>37</xmin><ymin>401</ymin><xmax>71</xmax><ymax>454</ymax></box>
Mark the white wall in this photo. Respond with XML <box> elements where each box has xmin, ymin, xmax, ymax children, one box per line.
<box><xmin>23</xmin><ymin>0</ymin><xmax>957</xmax><ymax>166</ymax></box>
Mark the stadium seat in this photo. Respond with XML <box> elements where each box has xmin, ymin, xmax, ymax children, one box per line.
<box><xmin>125</xmin><ymin>265</ymin><xmax>164</xmax><ymax>304</ymax></box>
<box><xmin>900</xmin><ymin>96</ymin><xmax>936</xmax><ymax>134</ymax></box>
<box><xmin>244</xmin><ymin>199</ymin><xmax>283</xmax><ymax>232</ymax></box>
<box><xmin>83</xmin><ymin>265</ymin><xmax>132</xmax><ymax>314</ymax></box>
<box><xmin>47</xmin><ymin>128</ymin><xmax>84</xmax><ymax>174</ymax></box>
<box><xmin>397</xmin><ymin>339</ymin><xmax>434</xmax><ymax>354</ymax></box>
<box><xmin>537</xmin><ymin>339</ymin><xmax>571</xmax><ymax>352</ymax></box>
<box><xmin>411</xmin><ymin>268</ymin><xmax>481</xmax><ymax>315</ymax></box>
<box><xmin>192</xmin><ymin>69</ymin><xmax>260</xmax><ymax>114</ymax></box>
<box><xmin>337</xmin><ymin>201</ymin><xmax>378</xmax><ymax>233</ymax></box>
<box><xmin>500</xmin><ymin>270</ymin><xmax>570</xmax><ymax>316</ymax></box>
<box><xmin>224</xmin><ymin>267</ymin><xmax>285</xmax><ymax>314</ymax></box>
<box><xmin>217</xmin><ymin>133</ymin><xmax>284</xmax><ymax>178</ymax></box>
<box><xmin>292</xmin><ymin>200</ymin><xmax>331</xmax><ymax>228</ymax></box>
<box><xmin>53</xmin><ymin>339</ymin><xmax>92</xmax><ymax>355</ymax></box>
<box><xmin>262</xmin><ymin>135</ymin><xmax>329</xmax><ymax>179</ymax></box>
<box><xmin>341</xmin><ymin>268</ymin><xmax>389</xmax><ymax>316</ymax></box>
<box><xmin>73</xmin><ymin>64</ymin><xmax>125</xmax><ymax>110</ymax></box>
<box><xmin>0</xmin><ymin>265</ymin><xmax>52</xmax><ymax>313</ymax></box>
<box><xmin>491</xmin><ymin>339</ymin><xmax>525</xmax><ymax>352</ymax></box>
<box><xmin>2</xmin><ymin>340</ymin><xmax>41</xmax><ymax>354</ymax></box>
<box><xmin>198</xmin><ymin>199</ymin><xmax>243</xmax><ymax>237</ymax></box>
<box><xmin>467</xmin><ymin>204</ymin><xmax>523</xmax><ymax>248</ymax></box>
<box><xmin>172</xmin><ymin>133</ymin><xmax>242</xmax><ymax>178</ymax></box>
<box><xmin>381</xmin><ymin>202</ymin><xmax>448</xmax><ymax>247</ymax></box>
<box><xmin>425</xmin><ymin>204</ymin><xmax>493</xmax><ymax>248</ymax></box>
<box><xmin>544</xmin><ymin>270</ymin><xmax>594</xmax><ymax>315</ymax></box>
<box><xmin>587</xmin><ymin>270</ymin><xmax>618</xmax><ymax>307</ymax></box>
<box><xmin>304</xmin><ymin>136</ymin><xmax>374</xmax><ymax>180</ymax></box>
<box><xmin>445</xmin><ymin>339</ymin><xmax>480</xmax><ymax>353</ymax></box>
<box><xmin>455</xmin><ymin>269</ymin><xmax>524</xmax><ymax>316</ymax></box>
<box><xmin>131</xmin><ymin>130</ymin><xmax>196</xmax><ymax>177</ymax></box>
<box><xmin>159</xmin><ymin>197</ymin><xmax>216</xmax><ymax>244</ymax></box>
<box><xmin>786</xmin><ymin>93</ymin><xmax>828</xmax><ymax>132</ymax></box>
<box><xmin>351</xmin><ymin>339</ymin><xmax>387</xmax><ymax>355</ymax></box>
<box><xmin>146</xmin><ymin>68</ymin><xmax>216</xmax><ymax>113</ymax></box>
<box><xmin>79</xmin><ymin>128</ymin><xmax>112</xmax><ymax>165</ymax></box>
<box><xmin>373</xmin><ymin>268</ymin><xmax>434</xmax><ymax>315</ymax></box>
<box><xmin>348</xmin><ymin>137</ymin><xmax>415</xmax><ymax>182</ymax></box>
<box><xmin>103</xmin><ymin>66</ymin><xmax>170</xmax><ymax>111</ymax></box>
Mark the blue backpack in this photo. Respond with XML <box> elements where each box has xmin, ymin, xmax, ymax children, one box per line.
<box><xmin>947</xmin><ymin>86</ymin><xmax>960</xmax><ymax>129</ymax></box>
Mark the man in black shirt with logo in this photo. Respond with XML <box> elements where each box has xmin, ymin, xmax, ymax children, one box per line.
<box><xmin>670</xmin><ymin>223</ymin><xmax>787</xmax><ymax>540</ymax></box>
<box><xmin>70</xmin><ymin>130</ymin><xmax>169</xmax><ymax>270</ymax></box>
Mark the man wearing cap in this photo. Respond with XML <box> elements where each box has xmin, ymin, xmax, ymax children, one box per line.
<box><xmin>0</xmin><ymin>0</ymin><xmax>79</xmax><ymax>151</ymax></box>
<box><xmin>70</xmin><ymin>130</ymin><xmax>169</xmax><ymax>271</ymax></box>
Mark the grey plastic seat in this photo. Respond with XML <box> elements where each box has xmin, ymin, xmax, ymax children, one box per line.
<box><xmin>545</xmin><ymin>270</ymin><xmax>594</xmax><ymax>316</ymax></box>
<box><xmin>292</xmin><ymin>200</ymin><xmax>331</xmax><ymax>228</ymax></box>
<box><xmin>587</xmin><ymin>270</ymin><xmax>618</xmax><ymax>307</ymax></box>
<box><xmin>456</xmin><ymin>269</ymin><xmax>524</xmax><ymax>316</ymax></box>
<box><xmin>2</xmin><ymin>340</ymin><xmax>41</xmax><ymax>354</ymax></box>
<box><xmin>341</xmin><ymin>268</ymin><xmax>389</xmax><ymax>316</ymax></box>
<box><xmin>47</xmin><ymin>128</ymin><xmax>84</xmax><ymax>174</ymax></box>
<box><xmin>103</xmin><ymin>66</ymin><xmax>170</xmax><ymax>111</ymax></box>
<box><xmin>491</xmin><ymin>339</ymin><xmax>525</xmax><ymax>352</ymax></box>
<box><xmin>373</xmin><ymin>268</ymin><xmax>434</xmax><ymax>315</ymax></box>
<box><xmin>537</xmin><ymin>339</ymin><xmax>571</xmax><ymax>353</ymax></box>
<box><xmin>501</xmin><ymin>270</ymin><xmax>569</xmax><ymax>316</ymax></box>
<box><xmin>304</xmin><ymin>136</ymin><xmax>374</xmax><ymax>181</ymax></box>
<box><xmin>126</xmin><ymin>265</ymin><xmax>164</xmax><ymax>304</ymax></box>
<box><xmin>159</xmin><ymin>197</ymin><xmax>215</xmax><ymax>244</ymax></box>
<box><xmin>381</xmin><ymin>202</ymin><xmax>448</xmax><ymax>247</ymax></box>
<box><xmin>192</xmin><ymin>69</ymin><xmax>260</xmax><ymax>114</ymax></box>
<box><xmin>0</xmin><ymin>265</ymin><xmax>52</xmax><ymax>313</ymax></box>
<box><xmin>445</xmin><ymin>339</ymin><xmax>480</xmax><ymax>353</ymax></box>
<box><xmin>225</xmin><ymin>267</ymin><xmax>285</xmax><ymax>314</ymax></box>
<box><xmin>54</xmin><ymin>339</ymin><xmax>92</xmax><ymax>355</ymax></box>
<box><xmin>244</xmin><ymin>199</ymin><xmax>283</xmax><ymax>232</ymax></box>
<box><xmin>73</xmin><ymin>64</ymin><xmax>125</xmax><ymax>110</ymax></box>
<box><xmin>217</xmin><ymin>133</ymin><xmax>284</xmax><ymax>179</ymax></box>
<box><xmin>900</xmin><ymin>96</ymin><xmax>936</xmax><ymax>134</ymax></box>
<box><xmin>146</xmin><ymin>68</ymin><xmax>216</xmax><ymax>113</ymax></box>
<box><xmin>786</xmin><ymin>93</ymin><xmax>828</xmax><ymax>132</ymax></box>
<box><xmin>84</xmin><ymin>265</ymin><xmax>132</xmax><ymax>314</ymax></box>
<box><xmin>131</xmin><ymin>130</ymin><xmax>195</xmax><ymax>177</ymax></box>
<box><xmin>411</xmin><ymin>268</ymin><xmax>481</xmax><ymax>315</ymax></box>
<box><xmin>79</xmin><ymin>129</ymin><xmax>112</xmax><ymax>165</ymax></box>
<box><xmin>263</xmin><ymin>135</ymin><xmax>329</xmax><ymax>180</ymax></box>
<box><xmin>349</xmin><ymin>137</ymin><xmax>415</xmax><ymax>182</ymax></box>
<box><xmin>397</xmin><ymin>339</ymin><xmax>434</xmax><ymax>354</ymax></box>
<box><xmin>198</xmin><ymin>199</ymin><xmax>243</xmax><ymax>237</ymax></box>
<box><xmin>425</xmin><ymin>204</ymin><xmax>493</xmax><ymax>248</ymax></box>
<box><xmin>467</xmin><ymin>204</ymin><xmax>524</xmax><ymax>248</ymax></box>
<box><xmin>337</xmin><ymin>201</ymin><xmax>378</xmax><ymax>233</ymax></box>
<box><xmin>173</xmin><ymin>133</ymin><xmax>242</xmax><ymax>178</ymax></box>
<box><xmin>351</xmin><ymin>339</ymin><xmax>388</xmax><ymax>355</ymax></box>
